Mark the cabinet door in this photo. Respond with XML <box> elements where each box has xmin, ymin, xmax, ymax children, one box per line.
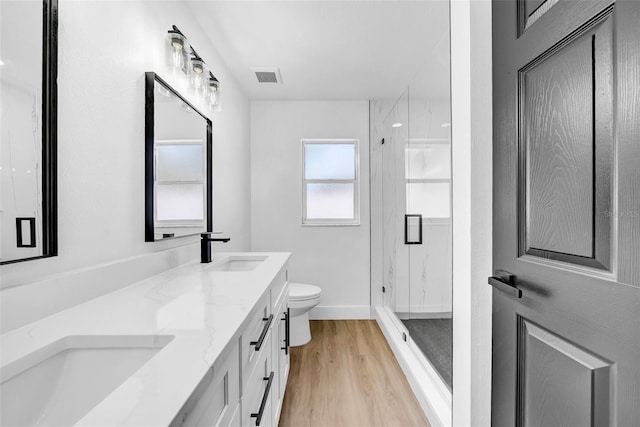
<box><xmin>240</xmin><ymin>292</ymin><xmax>271</xmax><ymax>394</ymax></box>
<box><xmin>227</xmin><ymin>404</ymin><xmax>241</xmax><ymax>427</ymax></box>
<box><xmin>174</xmin><ymin>341</ymin><xmax>240</xmax><ymax>427</ymax></box>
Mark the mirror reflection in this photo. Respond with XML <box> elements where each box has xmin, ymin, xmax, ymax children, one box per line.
<box><xmin>1</xmin><ymin>0</ymin><xmax>57</xmax><ymax>264</ymax></box>
<box><xmin>145</xmin><ymin>73</ymin><xmax>212</xmax><ymax>242</ymax></box>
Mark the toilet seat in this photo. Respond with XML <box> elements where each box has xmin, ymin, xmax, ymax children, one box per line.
<box><xmin>289</xmin><ymin>282</ymin><xmax>321</xmax><ymax>301</ymax></box>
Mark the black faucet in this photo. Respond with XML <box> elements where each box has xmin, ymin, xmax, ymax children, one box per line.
<box><xmin>201</xmin><ymin>233</ymin><xmax>231</xmax><ymax>263</ymax></box>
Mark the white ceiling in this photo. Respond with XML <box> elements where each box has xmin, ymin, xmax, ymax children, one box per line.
<box><xmin>187</xmin><ymin>1</ymin><xmax>450</xmax><ymax>101</ymax></box>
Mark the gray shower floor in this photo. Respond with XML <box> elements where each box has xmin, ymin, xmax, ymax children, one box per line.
<box><xmin>401</xmin><ymin>318</ymin><xmax>452</xmax><ymax>389</ymax></box>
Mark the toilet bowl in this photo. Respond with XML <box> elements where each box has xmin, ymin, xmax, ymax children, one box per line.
<box><xmin>288</xmin><ymin>283</ymin><xmax>321</xmax><ymax>346</ymax></box>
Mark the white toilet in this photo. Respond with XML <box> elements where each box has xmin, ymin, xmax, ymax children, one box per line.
<box><xmin>288</xmin><ymin>282</ymin><xmax>322</xmax><ymax>346</ymax></box>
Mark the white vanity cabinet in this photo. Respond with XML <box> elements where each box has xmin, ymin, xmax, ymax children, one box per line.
<box><xmin>240</xmin><ymin>266</ymin><xmax>290</xmax><ymax>427</ymax></box>
<box><xmin>175</xmin><ymin>261</ymin><xmax>290</xmax><ymax>427</ymax></box>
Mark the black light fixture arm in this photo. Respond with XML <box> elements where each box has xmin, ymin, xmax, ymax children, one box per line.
<box><xmin>169</xmin><ymin>24</ymin><xmax>185</xmax><ymax>37</ymax></box>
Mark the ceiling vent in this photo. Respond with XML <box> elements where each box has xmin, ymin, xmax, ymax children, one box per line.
<box><xmin>251</xmin><ymin>67</ymin><xmax>282</xmax><ymax>84</ymax></box>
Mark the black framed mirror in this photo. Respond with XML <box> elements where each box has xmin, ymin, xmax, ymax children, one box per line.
<box><xmin>1</xmin><ymin>0</ymin><xmax>58</xmax><ymax>265</ymax></box>
<box><xmin>145</xmin><ymin>72</ymin><xmax>212</xmax><ymax>242</ymax></box>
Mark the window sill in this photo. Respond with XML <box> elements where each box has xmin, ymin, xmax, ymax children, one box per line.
<box><xmin>301</xmin><ymin>221</ymin><xmax>361</xmax><ymax>227</ymax></box>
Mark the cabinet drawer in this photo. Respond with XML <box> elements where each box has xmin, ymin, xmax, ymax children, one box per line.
<box><xmin>173</xmin><ymin>340</ymin><xmax>240</xmax><ymax>427</ymax></box>
<box><xmin>241</xmin><ymin>332</ymin><xmax>273</xmax><ymax>427</ymax></box>
<box><xmin>240</xmin><ymin>292</ymin><xmax>271</xmax><ymax>392</ymax></box>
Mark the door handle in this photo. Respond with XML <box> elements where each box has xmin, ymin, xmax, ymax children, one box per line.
<box><xmin>488</xmin><ymin>270</ymin><xmax>522</xmax><ymax>298</ymax></box>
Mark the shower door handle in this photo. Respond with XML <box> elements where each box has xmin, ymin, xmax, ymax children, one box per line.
<box><xmin>404</xmin><ymin>214</ymin><xmax>422</xmax><ymax>245</ymax></box>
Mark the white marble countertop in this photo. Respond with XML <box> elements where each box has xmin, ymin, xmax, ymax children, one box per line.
<box><xmin>0</xmin><ymin>252</ymin><xmax>291</xmax><ymax>426</ymax></box>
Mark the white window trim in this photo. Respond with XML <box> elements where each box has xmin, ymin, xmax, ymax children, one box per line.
<box><xmin>301</xmin><ymin>139</ymin><xmax>360</xmax><ymax>226</ymax></box>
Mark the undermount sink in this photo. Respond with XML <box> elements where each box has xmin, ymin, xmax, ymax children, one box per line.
<box><xmin>209</xmin><ymin>255</ymin><xmax>268</xmax><ymax>272</ymax></box>
<box><xmin>0</xmin><ymin>334</ymin><xmax>174</xmax><ymax>426</ymax></box>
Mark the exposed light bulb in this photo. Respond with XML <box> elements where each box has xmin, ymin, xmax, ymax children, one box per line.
<box><xmin>392</xmin><ymin>122</ymin><xmax>403</xmax><ymax>128</ymax></box>
<box><xmin>179</xmin><ymin>101</ymin><xmax>192</xmax><ymax>113</ymax></box>
<box><xmin>167</xmin><ymin>30</ymin><xmax>189</xmax><ymax>74</ymax></box>
<box><xmin>190</xmin><ymin>58</ymin><xmax>207</xmax><ymax>92</ymax></box>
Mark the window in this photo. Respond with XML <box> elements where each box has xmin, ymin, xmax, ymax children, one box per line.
<box><xmin>154</xmin><ymin>140</ymin><xmax>206</xmax><ymax>226</ymax></box>
<box><xmin>405</xmin><ymin>140</ymin><xmax>451</xmax><ymax>221</ymax></box>
<box><xmin>302</xmin><ymin>139</ymin><xmax>359</xmax><ymax>225</ymax></box>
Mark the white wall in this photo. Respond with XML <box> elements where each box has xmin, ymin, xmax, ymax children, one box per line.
<box><xmin>451</xmin><ymin>0</ymin><xmax>493</xmax><ymax>426</ymax></box>
<box><xmin>250</xmin><ymin>101</ymin><xmax>370</xmax><ymax>319</ymax></box>
<box><xmin>1</xmin><ymin>1</ymin><xmax>252</xmax><ymax>328</ymax></box>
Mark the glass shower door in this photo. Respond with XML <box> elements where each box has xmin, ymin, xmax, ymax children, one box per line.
<box><xmin>381</xmin><ymin>84</ymin><xmax>453</xmax><ymax>391</ymax></box>
<box><xmin>405</xmin><ymin>81</ymin><xmax>453</xmax><ymax>390</ymax></box>
<box><xmin>381</xmin><ymin>90</ymin><xmax>410</xmax><ymax>331</ymax></box>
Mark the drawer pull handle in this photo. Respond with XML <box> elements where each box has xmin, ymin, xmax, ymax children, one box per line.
<box><xmin>250</xmin><ymin>314</ymin><xmax>273</xmax><ymax>351</ymax></box>
<box><xmin>250</xmin><ymin>371</ymin><xmax>274</xmax><ymax>426</ymax></box>
<box><xmin>281</xmin><ymin>308</ymin><xmax>290</xmax><ymax>354</ymax></box>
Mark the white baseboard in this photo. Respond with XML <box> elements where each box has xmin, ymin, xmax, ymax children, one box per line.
<box><xmin>395</xmin><ymin>304</ymin><xmax>453</xmax><ymax>314</ymax></box>
<box><xmin>395</xmin><ymin>311</ymin><xmax>453</xmax><ymax>320</ymax></box>
<box><xmin>375</xmin><ymin>306</ymin><xmax>452</xmax><ymax>427</ymax></box>
<box><xmin>309</xmin><ymin>305</ymin><xmax>371</xmax><ymax>320</ymax></box>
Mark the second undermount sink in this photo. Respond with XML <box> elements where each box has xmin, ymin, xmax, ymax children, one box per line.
<box><xmin>0</xmin><ymin>334</ymin><xmax>174</xmax><ymax>426</ymax></box>
<box><xmin>209</xmin><ymin>255</ymin><xmax>268</xmax><ymax>272</ymax></box>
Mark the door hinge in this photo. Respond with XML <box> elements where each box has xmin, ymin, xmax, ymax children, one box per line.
<box><xmin>402</xmin><ymin>332</ymin><xmax>407</xmax><ymax>342</ymax></box>
<box><xmin>382</xmin><ymin>286</ymin><xmax>386</xmax><ymax>293</ymax></box>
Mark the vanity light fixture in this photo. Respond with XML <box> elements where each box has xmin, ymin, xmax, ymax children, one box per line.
<box><xmin>166</xmin><ymin>25</ymin><xmax>221</xmax><ymax>112</ymax></box>
<box><xmin>167</xmin><ymin>26</ymin><xmax>190</xmax><ymax>74</ymax></box>
<box><xmin>190</xmin><ymin>55</ymin><xmax>209</xmax><ymax>100</ymax></box>
<box><xmin>207</xmin><ymin>72</ymin><xmax>221</xmax><ymax>111</ymax></box>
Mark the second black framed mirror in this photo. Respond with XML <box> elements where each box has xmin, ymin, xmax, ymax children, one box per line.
<box><xmin>144</xmin><ymin>72</ymin><xmax>212</xmax><ymax>242</ymax></box>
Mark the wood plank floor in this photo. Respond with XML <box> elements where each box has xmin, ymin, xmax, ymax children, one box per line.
<box><xmin>279</xmin><ymin>320</ymin><xmax>431</xmax><ymax>427</ymax></box>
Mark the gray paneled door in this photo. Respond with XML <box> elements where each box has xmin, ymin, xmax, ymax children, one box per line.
<box><xmin>492</xmin><ymin>0</ymin><xmax>640</xmax><ymax>426</ymax></box>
